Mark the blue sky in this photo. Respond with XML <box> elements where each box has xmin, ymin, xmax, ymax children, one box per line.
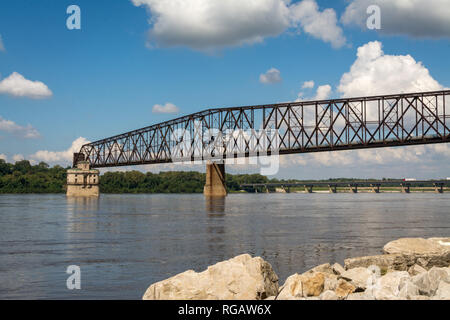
<box><xmin>0</xmin><ymin>0</ymin><xmax>449</xmax><ymax>179</ymax></box>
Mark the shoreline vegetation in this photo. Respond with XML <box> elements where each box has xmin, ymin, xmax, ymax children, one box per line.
<box><xmin>0</xmin><ymin>159</ymin><xmax>448</xmax><ymax>194</ymax></box>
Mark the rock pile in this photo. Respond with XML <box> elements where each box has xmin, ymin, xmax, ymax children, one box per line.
<box><xmin>142</xmin><ymin>237</ymin><xmax>450</xmax><ymax>300</ymax></box>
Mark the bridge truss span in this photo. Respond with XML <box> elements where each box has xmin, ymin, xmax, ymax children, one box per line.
<box><xmin>77</xmin><ymin>90</ymin><xmax>450</xmax><ymax>168</ymax></box>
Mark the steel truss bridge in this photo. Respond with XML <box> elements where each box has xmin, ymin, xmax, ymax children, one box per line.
<box><xmin>75</xmin><ymin>90</ymin><xmax>450</xmax><ymax>168</ymax></box>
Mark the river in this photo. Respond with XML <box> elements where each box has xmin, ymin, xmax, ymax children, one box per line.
<box><xmin>0</xmin><ymin>193</ymin><xmax>449</xmax><ymax>299</ymax></box>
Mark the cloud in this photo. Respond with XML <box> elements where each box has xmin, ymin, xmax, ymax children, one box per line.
<box><xmin>342</xmin><ymin>0</ymin><xmax>450</xmax><ymax>38</ymax></box>
<box><xmin>152</xmin><ymin>102</ymin><xmax>180</xmax><ymax>114</ymax></box>
<box><xmin>290</xmin><ymin>0</ymin><xmax>346</xmax><ymax>48</ymax></box>
<box><xmin>337</xmin><ymin>41</ymin><xmax>444</xmax><ymax>98</ymax></box>
<box><xmin>313</xmin><ymin>84</ymin><xmax>332</xmax><ymax>100</ymax></box>
<box><xmin>30</xmin><ymin>137</ymin><xmax>90</xmax><ymax>164</ymax></box>
<box><xmin>0</xmin><ymin>116</ymin><xmax>41</xmax><ymax>139</ymax></box>
<box><xmin>132</xmin><ymin>0</ymin><xmax>346</xmax><ymax>51</ymax></box>
<box><xmin>0</xmin><ymin>72</ymin><xmax>53</xmax><ymax>99</ymax></box>
<box><xmin>302</xmin><ymin>80</ymin><xmax>315</xmax><ymax>89</ymax></box>
<box><xmin>0</xmin><ymin>154</ymin><xmax>6</xmax><ymax>162</ymax></box>
<box><xmin>12</xmin><ymin>154</ymin><xmax>24</xmax><ymax>163</ymax></box>
<box><xmin>296</xmin><ymin>83</ymin><xmax>332</xmax><ymax>102</ymax></box>
<box><xmin>0</xmin><ymin>34</ymin><xmax>5</xmax><ymax>52</ymax></box>
<box><xmin>284</xmin><ymin>41</ymin><xmax>449</xmax><ymax>175</ymax></box>
<box><xmin>259</xmin><ymin>68</ymin><xmax>282</xmax><ymax>84</ymax></box>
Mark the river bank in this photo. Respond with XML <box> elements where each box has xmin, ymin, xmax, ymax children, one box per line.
<box><xmin>142</xmin><ymin>237</ymin><xmax>450</xmax><ymax>300</ymax></box>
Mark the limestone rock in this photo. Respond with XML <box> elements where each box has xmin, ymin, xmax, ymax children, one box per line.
<box><xmin>428</xmin><ymin>267</ymin><xmax>450</xmax><ymax>294</ymax></box>
<box><xmin>277</xmin><ymin>271</ymin><xmax>325</xmax><ymax>299</ymax></box>
<box><xmin>324</xmin><ymin>275</ymin><xmax>339</xmax><ymax>292</ymax></box>
<box><xmin>383</xmin><ymin>237</ymin><xmax>450</xmax><ymax>269</ymax></box>
<box><xmin>332</xmin><ymin>263</ymin><xmax>345</xmax><ymax>275</ymax></box>
<box><xmin>398</xmin><ymin>280</ymin><xmax>419</xmax><ymax>299</ymax></box>
<box><xmin>340</xmin><ymin>267</ymin><xmax>373</xmax><ymax>290</ymax></box>
<box><xmin>302</xmin><ymin>272</ymin><xmax>325</xmax><ymax>297</ymax></box>
<box><xmin>372</xmin><ymin>271</ymin><xmax>410</xmax><ymax>300</ymax></box>
<box><xmin>408</xmin><ymin>264</ymin><xmax>427</xmax><ymax>276</ymax></box>
<box><xmin>434</xmin><ymin>280</ymin><xmax>450</xmax><ymax>300</ymax></box>
<box><xmin>277</xmin><ymin>274</ymin><xmax>304</xmax><ymax>300</ymax></box>
<box><xmin>335</xmin><ymin>279</ymin><xmax>356</xmax><ymax>299</ymax></box>
<box><xmin>344</xmin><ymin>254</ymin><xmax>398</xmax><ymax>271</ymax></box>
<box><xmin>142</xmin><ymin>254</ymin><xmax>279</xmax><ymax>300</ymax></box>
<box><xmin>412</xmin><ymin>272</ymin><xmax>432</xmax><ymax>296</ymax></box>
<box><xmin>303</xmin><ymin>263</ymin><xmax>334</xmax><ymax>275</ymax></box>
<box><xmin>320</xmin><ymin>290</ymin><xmax>338</xmax><ymax>300</ymax></box>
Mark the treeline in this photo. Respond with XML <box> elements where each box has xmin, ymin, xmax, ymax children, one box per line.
<box><xmin>0</xmin><ymin>159</ymin><xmax>271</xmax><ymax>194</ymax></box>
<box><xmin>0</xmin><ymin>160</ymin><xmax>68</xmax><ymax>193</ymax></box>
<box><xmin>0</xmin><ymin>159</ymin><xmax>402</xmax><ymax>194</ymax></box>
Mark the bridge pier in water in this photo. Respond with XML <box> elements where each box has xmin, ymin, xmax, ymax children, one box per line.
<box><xmin>328</xmin><ymin>185</ymin><xmax>337</xmax><ymax>194</ymax></box>
<box><xmin>370</xmin><ymin>184</ymin><xmax>381</xmax><ymax>193</ymax></box>
<box><xmin>66</xmin><ymin>160</ymin><xmax>99</xmax><ymax>197</ymax></box>
<box><xmin>401</xmin><ymin>183</ymin><xmax>411</xmax><ymax>194</ymax></box>
<box><xmin>203</xmin><ymin>162</ymin><xmax>227</xmax><ymax>197</ymax></box>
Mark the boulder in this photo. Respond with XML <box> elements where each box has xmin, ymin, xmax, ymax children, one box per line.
<box><xmin>332</xmin><ymin>263</ymin><xmax>345</xmax><ymax>276</ymax></box>
<box><xmin>428</xmin><ymin>267</ymin><xmax>450</xmax><ymax>294</ymax></box>
<box><xmin>142</xmin><ymin>254</ymin><xmax>279</xmax><ymax>300</ymax></box>
<box><xmin>335</xmin><ymin>279</ymin><xmax>356</xmax><ymax>299</ymax></box>
<box><xmin>320</xmin><ymin>290</ymin><xmax>338</xmax><ymax>300</ymax></box>
<box><xmin>324</xmin><ymin>275</ymin><xmax>339</xmax><ymax>292</ymax></box>
<box><xmin>302</xmin><ymin>272</ymin><xmax>325</xmax><ymax>297</ymax></box>
<box><xmin>303</xmin><ymin>263</ymin><xmax>334</xmax><ymax>275</ymax></box>
<box><xmin>412</xmin><ymin>272</ymin><xmax>432</xmax><ymax>296</ymax></box>
<box><xmin>398</xmin><ymin>280</ymin><xmax>419</xmax><ymax>299</ymax></box>
<box><xmin>344</xmin><ymin>254</ymin><xmax>399</xmax><ymax>271</ymax></box>
<box><xmin>340</xmin><ymin>267</ymin><xmax>373</xmax><ymax>290</ymax></box>
<box><xmin>277</xmin><ymin>274</ymin><xmax>304</xmax><ymax>300</ymax></box>
<box><xmin>434</xmin><ymin>281</ymin><xmax>450</xmax><ymax>300</ymax></box>
<box><xmin>277</xmin><ymin>271</ymin><xmax>326</xmax><ymax>299</ymax></box>
<box><xmin>383</xmin><ymin>238</ymin><xmax>450</xmax><ymax>269</ymax></box>
<box><xmin>372</xmin><ymin>271</ymin><xmax>410</xmax><ymax>300</ymax></box>
<box><xmin>408</xmin><ymin>264</ymin><xmax>427</xmax><ymax>276</ymax></box>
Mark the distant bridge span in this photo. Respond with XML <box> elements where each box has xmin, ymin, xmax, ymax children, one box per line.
<box><xmin>75</xmin><ymin>90</ymin><xmax>450</xmax><ymax>168</ymax></box>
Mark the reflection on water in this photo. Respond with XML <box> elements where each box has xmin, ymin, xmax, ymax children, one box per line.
<box><xmin>205</xmin><ymin>196</ymin><xmax>226</xmax><ymax>216</ymax></box>
<box><xmin>0</xmin><ymin>193</ymin><xmax>449</xmax><ymax>299</ymax></box>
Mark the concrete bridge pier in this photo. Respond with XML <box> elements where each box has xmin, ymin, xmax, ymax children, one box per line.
<box><xmin>328</xmin><ymin>185</ymin><xmax>337</xmax><ymax>193</ymax></box>
<box><xmin>401</xmin><ymin>184</ymin><xmax>410</xmax><ymax>193</ymax></box>
<box><xmin>370</xmin><ymin>184</ymin><xmax>380</xmax><ymax>193</ymax></box>
<box><xmin>304</xmin><ymin>185</ymin><xmax>313</xmax><ymax>193</ymax></box>
<box><xmin>203</xmin><ymin>162</ymin><xmax>227</xmax><ymax>197</ymax></box>
<box><xmin>349</xmin><ymin>184</ymin><xmax>358</xmax><ymax>193</ymax></box>
<box><xmin>434</xmin><ymin>183</ymin><xmax>444</xmax><ymax>194</ymax></box>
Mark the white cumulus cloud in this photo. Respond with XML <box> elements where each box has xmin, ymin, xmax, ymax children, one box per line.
<box><xmin>152</xmin><ymin>102</ymin><xmax>180</xmax><ymax>114</ymax></box>
<box><xmin>0</xmin><ymin>154</ymin><xmax>7</xmax><ymax>162</ymax></box>
<box><xmin>12</xmin><ymin>154</ymin><xmax>24</xmax><ymax>163</ymax></box>
<box><xmin>259</xmin><ymin>68</ymin><xmax>282</xmax><ymax>84</ymax></box>
<box><xmin>342</xmin><ymin>0</ymin><xmax>450</xmax><ymax>38</ymax></box>
<box><xmin>0</xmin><ymin>72</ymin><xmax>53</xmax><ymax>99</ymax></box>
<box><xmin>302</xmin><ymin>80</ymin><xmax>315</xmax><ymax>89</ymax></box>
<box><xmin>30</xmin><ymin>137</ymin><xmax>90</xmax><ymax>164</ymax></box>
<box><xmin>285</xmin><ymin>41</ymin><xmax>449</xmax><ymax>174</ymax></box>
<box><xmin>132</xmin><ymin>0</ymin><xmax>346</xmax><ymax>50</ymax></box>
<box><xmin>337</xmin><ymin>41</ymin><xmax>444</xmax><ymax>98</ymax></box>
<box><xmin>0</xmin><ymin>116</ymin><xmax>41</xmax><ymax>139</ymax></box>
<box><xmin>290</xmin><ymin>0</ymin><xmax>346</xmax><ymax>48</ymax></box>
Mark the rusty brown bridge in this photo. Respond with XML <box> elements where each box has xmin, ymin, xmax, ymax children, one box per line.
<box><xmin>73</xmin><ymin>90</ymin><xmax>450</xmax><ymax>197</ymax></box>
